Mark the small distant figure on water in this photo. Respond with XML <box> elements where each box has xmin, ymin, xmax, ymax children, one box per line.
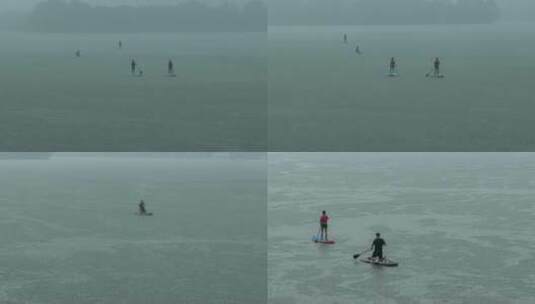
<box><xmin>389</xmin><ymin>57</ymin><xmax>397</xmax><ymax>74</ymax></box>
<box><xmin>131</xmin><ymin>59</ymin><xmax>137</xmax><ymax>75</ymax></box>
<box><xmin>355</xmin><ymin>45</ymin><xmax>361</xmax><ymax>54</ymax></box>
<box><xmin>138</xmin><ymin>69</ymin><xmax>144</xmax><ymax>77</ymax></box>
<box><xmin>343</xmin><ymin>34</ymin><xmax>348</xmax><ymax>44</ymax></box>
<box><xmin>168</xmin><ymin>59</ymin><xmax>174</xmax><ymax>75</ymax></box>
<box><xmin>319</xmin><ymin>210</ymin><xmax>329</xmax><ymax>241</ymax></box>
<box><xmin>137</xmin><ymin>200</ymin><xmax>153</xmax><ymax>215</ymax></box>
<box><xmin>75</xmin><ymin>49</ymin><xmax>81</xmax><ymax>57</ymax></box>
<box><xmin>118</xmin><ymin>40</ymin><xmax>122</xmax><ymax>49</ymax></box>
<box><xmin>427</xmin><ymin>57</ymin><xmax>442</xmax><ymax>78</ymax></box>
<box><xmin>371</xmin><ymin>233</ymin><xmax>386</xmax><ymax>261</ymax></box>
<box><xmin>138</xmin><ymin>200</ymin><xmax>147</xmax><ymax>215</ymax></box>
<box><xmin>433</xmin><ymin>57</ymin><xmax>441</xmax><ymax>76</ymax></box>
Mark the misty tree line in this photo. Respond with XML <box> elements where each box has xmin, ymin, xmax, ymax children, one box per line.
<box><xmin>29</xmin><ymin>0</ymin><xmax>266</xmax><ymax>32</ymax></box>
<box><xmin>270</xmin><ymin>0</ymin><xmax>500</xmax><ymax>25</ymax></box>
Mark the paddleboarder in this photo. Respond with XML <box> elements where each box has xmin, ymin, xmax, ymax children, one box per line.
<box><xmin>138</xmin><ymin>200</ymin><xmax>147</xmax><ymax>215</ymax></box>
<box><xmin>319</xmin><ymin>210</ymin><xmax>329</xmax><ymax>241</ymax></box>
<box><xmin>131</xmin><ymin>59</ymin><xmax>137</xmax><ymax>75</ymax></box>
<box><xmin>371</xmin><ymin>233</ymin><xmax>386</xmax><ymax>261</ymax></box>
<box><xmin>433</xmin><ymin>57</ymin><xmax>441</xmax><ymax>76</ymax></box>
<box><xmin>168</xmin><ymin>59</ymin><xmax>174</xmax><ymax>75</ymax></box>
<box><xmin>389</xmin><ymin>57</ymin><xmax>397</xmax><ymax>74</ymax></box>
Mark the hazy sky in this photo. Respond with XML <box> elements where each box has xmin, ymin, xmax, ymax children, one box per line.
<box><xmin>0</xmin><ymin>0</ymin><xmax>533</xmax><ymax>21</ymax></box>
<box><xmin>0</xmin><ymin>0</ymin><xmax>253</xmax><ymax>11</ymax></box>
<box><xmin>0</xmin><ymin>0</ymin><xmax>251</xmax><ymax>12</ymax></box>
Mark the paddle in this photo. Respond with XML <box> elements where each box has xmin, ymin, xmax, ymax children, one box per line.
<box><xmin>425</xmin><ymin>67</ymin><xmax>434</xmax><ymax>78</ymax></box>
<box><xmin>312</xmin><ymin>226</ymin><xmax>321</xmax><ymax>242</ymax></box>
<box><xmin>353</xmin><ymin>248</ymin><xmax>371</xmax><ymax>259</ymax></box>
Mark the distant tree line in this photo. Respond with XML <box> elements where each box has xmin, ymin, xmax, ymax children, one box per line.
<box><xmin>28</xmin><ymin>0</ymin><xmax>266</xmax><ymax>32</ymax></box>
<box><xmin>270</xmin><ymin>0</ymin><xmax>500</xmax><ymax>25</ymax></box>
<box><xmin>0</xmin><ymin>11</ymin><xmax>28</xmax><ymax>30</ymax></box>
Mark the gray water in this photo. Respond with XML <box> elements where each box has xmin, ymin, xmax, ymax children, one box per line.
<box><xmin>269</xmin><ymin>24</ymin><xmax>535</xmax><ymax>151</ymax></box>
<box><xmin>268</xmin><ymin>153</ymin><xmax>535</xmax><ymax>304</ymax></box>
<box><xmin>0</xmin><ymin>32</ymin><xmax>266</xmax><ymax>151</ymax></box>
<box><xmin>0</xmin><ymin>153</ymin><xmax>266</xmax><ymax>304</ymax></box>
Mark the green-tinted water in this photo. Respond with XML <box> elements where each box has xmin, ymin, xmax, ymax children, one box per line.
<box><xmin>269</xmin><ymin>24</ymin><xmax>535</xmax><ymax>151</ymax></box>
<box><xmin>0</xmin><ymin>153</ymin><xmax>266</xmax><ymax>304</ymax></box>
<box><xmin>0</xmin><ymin>32</ymin><xmax>266</xmax><ymax>151</ymax></box>
<box><xmin>269</xmin><ymin>153</ymin><xmax>535</xmax><ymax>303</ymax></box>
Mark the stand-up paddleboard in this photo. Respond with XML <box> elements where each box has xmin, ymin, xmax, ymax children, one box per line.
<box><xmin>167</xmin><ymin>73</ymin><xmax>177</xmax><ymax>78</ymax></box>
<box><xmin>314</xmin><ymin>239</ymin><xmax>336</xmax><ymax>244</ymax></box>
<box><xmin>387</xmin><ymin>72</ymin><xmax>399</xmax><ymax>77</ymax></box>
<box><xmin>426</xmin><ymin>73</ymin><xmax>445</xmax><ymax>79</ymax></box>
<box><xmin>137</xmin><ymin>212</ymin><xmax>153</xmax><ymax>216</ymax></box>
<box><xmin>312</xmin><ymin>235</ymin><xmax>335</xmax><ymax>244</ymax></box>
<box><xmin>360</xmin><ymin>256</ymin><xmax>398</xmax><ymax>267</ymax></box>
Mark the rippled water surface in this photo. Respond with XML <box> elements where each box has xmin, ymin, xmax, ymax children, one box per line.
<box><xmin>0</xmin><ymin>153</ymin><xmax>266</xmax><ymax>304</ymax></box>
<box><xmin>0</xmin><ymin>32</ymin><xmax>266</xmax><ymax>151</ymax></box>
<box><xmin>269</xmin><ymin>24</ymin><xmax>535</xmax><ymax>151</ymax></box>
<box><xmin>269</xmin><ymin>153</ymin><xmax>535</xmax><ymax>304</ymax></box>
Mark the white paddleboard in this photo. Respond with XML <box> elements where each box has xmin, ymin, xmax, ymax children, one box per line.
<box><xmin>360</xmin><ymin>256</ymin><xmax>398</xmax><ymax>267</ymax></box>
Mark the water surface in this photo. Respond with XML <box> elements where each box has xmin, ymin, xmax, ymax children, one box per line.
<box><xmin>269</xmin><ymin>24</ymin><xmax>535</xmax><ymax>151</ymax></box>
<box><xmin>0</xmin><ymin>32</ymin><xmax>266</xmax><ymax>151</ymax></box>
<box><xmin>0</xmin><ymin>153</ymin><xmax>267</xmax><ymax>304</ymax></box>
<box><xmin>269</xmin><ymin>153</ymin><xmax>535</xmax><ymax>303</ymax></box>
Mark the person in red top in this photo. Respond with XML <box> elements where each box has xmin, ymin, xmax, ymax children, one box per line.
<box><xmin>319</xmin><ymin>210</ymin><xmax>329</xmax><ymax>241</ymax></box>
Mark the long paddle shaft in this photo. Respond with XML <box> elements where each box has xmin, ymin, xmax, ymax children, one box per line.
<box><xmin>313</xmin><ymin>226</ymin><xmax>321</xmax><ymax>241</ymax></box>
<box><xmin>353</xmin><ymin>248</ymin><xmax>371</xmax><ymax>259</ymax></box>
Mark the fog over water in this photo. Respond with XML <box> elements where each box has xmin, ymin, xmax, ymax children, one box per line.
<box><xmin>0</xmin><ymin>0</ymin><xmax>252</xmax><ymax>12</ymax></box>
<box><xmin>0</xmin><ymin>1</ymin><xmax>533</xmax><ymax>303</ymax></box>
<box><xmin>0</xmin><ymin>153</ymin><xmax>267</xmax><ymax>304</ymax></box>
<box><xmin>0</xmin><ymin>0</ymin><xmax>534</xmax><ymax>21</ymax></box>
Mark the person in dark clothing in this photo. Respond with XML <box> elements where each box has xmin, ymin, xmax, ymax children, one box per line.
<box><xmin>343</xmin><ymin>34</ymin><xmax>348</xmax><ymax>44</ymax></box>
<box><xmin>389</xmin><ymin>57</ymin><xmax>397</xmax><ymax>74</ymax></box>
<box><xmin>371</xmin><ymin>233</ymin><xmax>386</xmax><ymax>260</ymax></box>
<box><xmin>75</xmin><ymin>50</ymin><xmax>81</xmax><ymax>57</ymax></box>
<box><xmin>355</xmin><ymin>45</ymin><xmax>361</xmax><ymax>54</ymax></box>
<box><xmin>118</xmin><ymin>40</ymin><xmax>123</xmax><ymax>49</ymax></box>
<box><xmin>138</xmin><ymin>200</ymin><xmax>146</xmax><ymax>215</ymax></box>
<box><xmin>168</xmin><ymin>59</ymin><xmax>174</xmax><ymax>75</ymax></box>
<box><xmin>433</xmin><ymin>57</ymin><xmax>441</xmax><ymax>76</ymax></box>
<box><xmin>131</xmin><ymin>59</ymin><xmax>137</xmax><ymax>75</ymax></box>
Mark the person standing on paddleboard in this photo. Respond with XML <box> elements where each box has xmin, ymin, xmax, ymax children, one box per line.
<box><xmin>319</xmin><ymin>211</ymin><xmax>329</xmax><ymax>241</ymax></box>
<box><xmin>168</xmin><ymin>59</ymin><xmax>174</xmax><ymax>75</ymax></box>
<box><xmin>139</xmin><ymin>200</ymin><xmax>147</xmax><ymax>215</ymax></box>
<box><xmin>131</xmin><ymin>59</ymin><xmax>137</xmax><ymax>75</ymax></box>
<box><xmin>389</xmin><ymin>57</ymin><xmax>397</xmax><ymax>74</ymax></box>
<box><xmin>433</xmin><ymin>57</ymin><xmax>441</xmax><ymax>76</ymax></box>
<box><xmin>371</xmin><ymin>233</ymin><xmax>386</xmax><ymax>261</ymax></box>
<box><xmin>343</xmin><ymin>34</ymin><xmax>348</xmax><ymax>44</ymax></box>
